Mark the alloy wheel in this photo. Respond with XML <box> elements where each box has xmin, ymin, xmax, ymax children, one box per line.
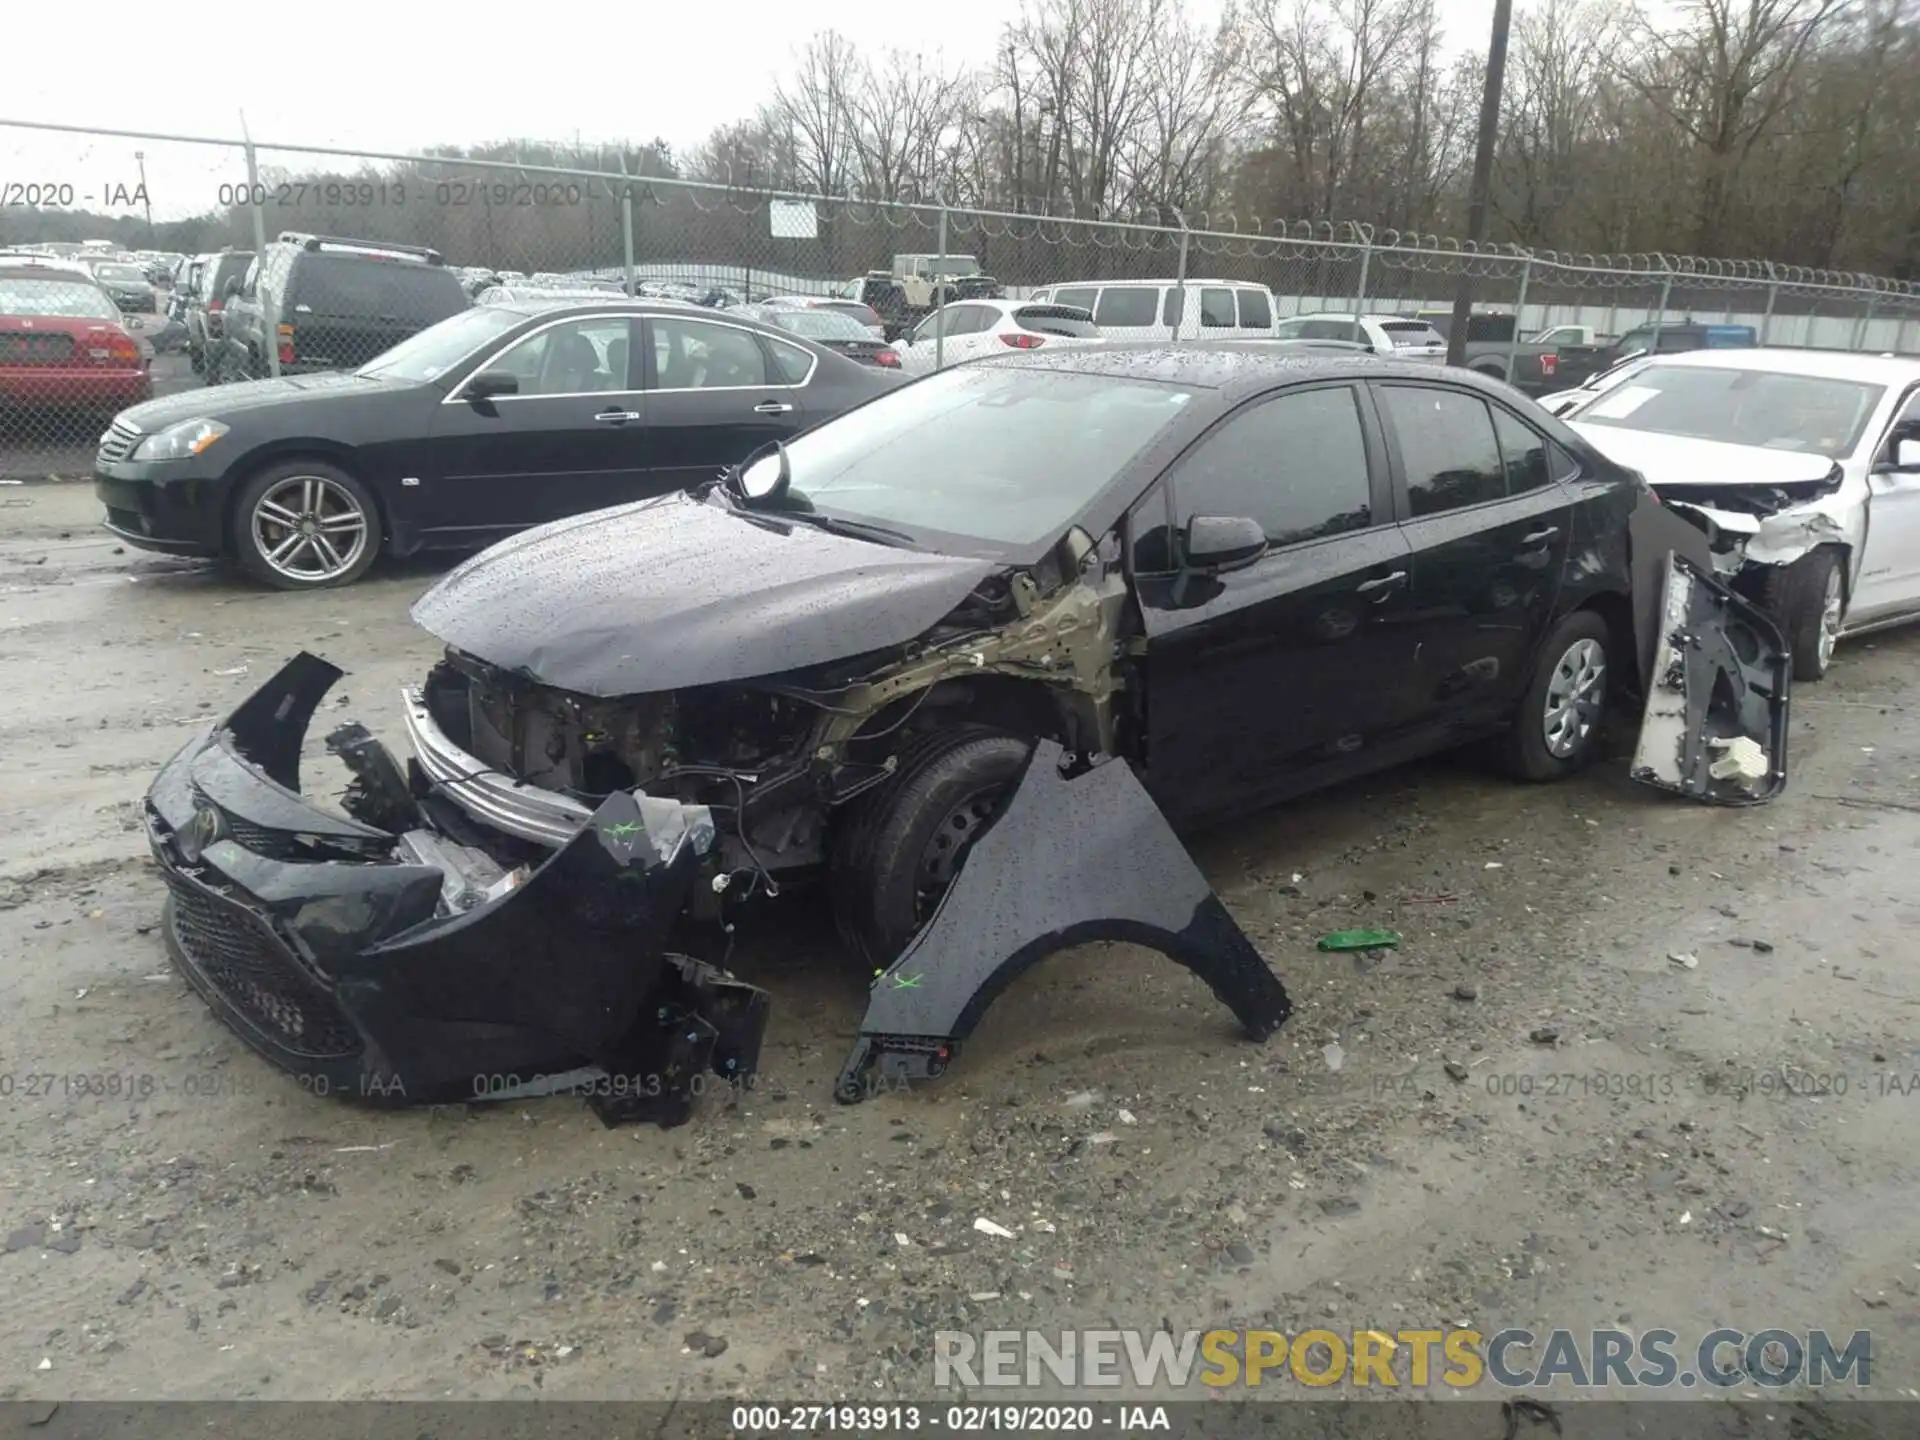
<box><xmin>1542</xmin><ymin>637</ymin><xmax>1606</xmax><ymax>759</ymax></box>
<box><xmin>1817</xmin><ymin>565</ymin><xmax>1843</xmax><ymax>671</ymax></box>
<box><xmin>250</xmin><ymin>475</ymin><xmax>370</xmax><ymax>584</ymax></box>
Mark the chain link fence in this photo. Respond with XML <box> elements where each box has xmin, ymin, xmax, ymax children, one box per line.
<box><xmin>5</xmin><ymin>119</ymin><xmax>1920</xmax><ymax>477</ymax></box>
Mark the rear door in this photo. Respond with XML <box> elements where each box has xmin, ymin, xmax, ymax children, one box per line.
<box><xmin>640</xmin><ymin>313</ymin><xmax>813</xmax><ymax>490</ymax></box>
<box><xmin>1372</xmin><ymin>382</ymin><xmax>1576</xmax><ymax>730</ymax></box>
<box><xmin>423</xmin><ymin>313</ymin><xmax>647</xmax><ymax>538</ymax></box>
<box><xmin>1851</xmin><ymin>385</ymin><xmax>1920</xmax><ymax>623</ymax></box>
<box><xmin>1133</xmin><ymin>381</ymin><xmax>1419</xmax><ymax>822</ymax></box>
<box><xmin>286</xmin><ymin>256</ymin><xmax>470</xmax><ymax>370</ymax></box>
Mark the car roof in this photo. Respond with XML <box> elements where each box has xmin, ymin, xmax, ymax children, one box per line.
<box><xmin>482</xmin><ymin>297</ymin><xmax>806</xmax><ymax>331</ymax></box>
<box><xmin>1284</xmin><ymin>312</ymin><xmax>1431</xmax><ymax>325</ymax></box>
<box><xmin>1629</xmin><ymin>347</ymin><xmax>1920</xmax><ymax>384</ymax></box>
<box><xmin>983</xmin><ymin>342</ymin><xmax>1495</xmax><ymax>398</ymax></box>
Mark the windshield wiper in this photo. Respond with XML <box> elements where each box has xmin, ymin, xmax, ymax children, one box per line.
<box><xmin>777</xmin><ymin>510</ymin><xmax>916</xmax><ymax>546</ymax></box>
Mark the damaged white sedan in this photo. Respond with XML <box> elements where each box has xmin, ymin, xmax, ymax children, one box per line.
<box><xmin>1560</xmin><ymin>349</ymin><xmax>1920</xmax><ymax>680</ymax></box>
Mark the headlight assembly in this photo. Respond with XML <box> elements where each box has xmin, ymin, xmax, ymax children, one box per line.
<box><xmin>130</xmin><ymin>418</ymin><xmax>228</xmax><ymax>461</ymax></box>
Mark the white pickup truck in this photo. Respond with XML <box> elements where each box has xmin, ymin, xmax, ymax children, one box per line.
<box><xmin>1526</xmin><ymin>323</ymin><xmax>1611</xmax><ymax>346</ymax></box>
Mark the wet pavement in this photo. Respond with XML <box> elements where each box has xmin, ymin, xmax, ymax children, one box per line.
<box><xmin>1</xmin><ymin>479</ymin><xmax>1917</xmax><ymax>1412</ymax></box>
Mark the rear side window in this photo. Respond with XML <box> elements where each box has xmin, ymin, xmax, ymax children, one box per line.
<box><xmin>1378</xmin><ymin>385</ymin><xmax>1506</xmax><ymax>515</ymax></box>
<box><xmin>290</xmin><ymin>255</ymin><xmax>469</xmax><ymax>322</ymax></box>
<box><xmin>1166</xmin><ymin>385</ymin><xmax>1374</xmax><ymax>550</ymax></box>
<box><xmin>1015</xmin><ymin>305</ymin><xmax>1098</xmax><ymax>338</ymax></box>
<box><xmin>1236</xmin><ymin>289</ymin><xmax>1273</xmax><ymax>329</ymax></box>
<box><xmin>1055</xmin><ymin>287</ymin><xmax>1098</xmax><ymax>313</ymax></box>
<box><xmin>1200</xmin><ymin>288</ymin><xmax>1235</xmax><ymax>328</ymax></box>
<box><xmin>1093</xmin><ymin>287</ymin><xmax>1158</xmax><ymax>327</ymax></box>
<box><xmin>765</xmin><ymin>335</ymin><xmax>814</xmax><ymax>384</ymax></box>
<box><xmin>1491</xmin><ymin>408</ymin><xmax>1555</xmax><ymax>494</ymax></box>
<box><xmin>1382</xmin><ymin>321</ymin><xmax>1445</xmax><ymax>348</ymax></box>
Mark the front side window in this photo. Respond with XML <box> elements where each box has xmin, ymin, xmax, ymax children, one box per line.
<box><xmin>1200</xmin><ymin>287</ymin><xmax>1236</xmax><ymax>328</ymax></box>
<box><xmin>1378</xmin><ymin>385</ymin><xmax>1506</xmax><ymax>516</ymax></box>
<box><xmin>1167</xmin><ymin>386</ymin><xmax>1375</xmax><ymax>551</ymax></box>
<box><xmin>1236</xmin><ymin>289</ymin><xmax>1273</xmax><ymax>329</ymax></box>
<box><xmin>1571</xmin><ymin>363</ymin><xmax>1885</xmax><ymax>460</ymax></box>
<box><xmin>491</xmin><ymin>317</ymin><xmax>633</xmax><ymax>394</ymax></box>
<box><xmin>652</xmin><ymin>317</ymin><xmax>767</xmax><ymax>389</ymax></box>
<box><xmin>1055</xmin><ymin>286</ymin><xmax>1098</xmax><ymax>313</ymax></box>
<box><xmin>1094</xmin><ymin>287</ymin><xmax>1158</xmax><ymax>327</ymax></box>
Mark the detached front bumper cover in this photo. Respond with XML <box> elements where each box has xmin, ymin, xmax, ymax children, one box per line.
<box><xmin>145</xmin><ymin>652</ymin><xmax>768</xmax><ymax>1127</ymax></box>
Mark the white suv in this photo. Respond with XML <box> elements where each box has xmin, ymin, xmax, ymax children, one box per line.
<box><xmin>894</xmin><ymin>299</ymin><xmax>1101</xmax><ymax>374</ymax></box>
<box><xmin>1275</xmin><ymin>312</ymin><xmax>1448</xmax><ymax>362</ymax></box>
<box><xmin>1026</xmin><ymin>279</ymin><xmax>1277</xmax><ymax>340</ymax></box>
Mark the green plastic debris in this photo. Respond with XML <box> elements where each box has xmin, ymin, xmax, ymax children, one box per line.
<box><xmin>1316</xmin><ymin>929</ymin><xmax>1401</xmax><ymax>952</ymax></box>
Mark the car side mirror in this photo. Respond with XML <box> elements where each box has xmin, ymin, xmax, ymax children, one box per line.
<box><xmin>462</xmin><ymin>370</ymin><xmax>519</xmax><ymax>401</ymax></box>
<box><xmin>1890</xmin><ymin>436</ymin><xmax>1920</xmax><ymax>473</ymax></box>
<box><xmin>1184</xmin><ymin>515</ymin><xmax>1268</xmax><ymax>573</ymax></box>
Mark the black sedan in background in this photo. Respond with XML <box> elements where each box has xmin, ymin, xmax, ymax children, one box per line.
<box><xmin>729</xmin><ymin>300</ymin><xmax>902</xmax><ymax>368</ymax></box>
<box><xmin>94</xmin><ymin>299</ymin><xmax>906</xmax><ymax>588</ymax></box>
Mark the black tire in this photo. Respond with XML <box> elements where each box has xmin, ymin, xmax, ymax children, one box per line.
<box><xmin>231</xmin><ymin>458</ymin><xmax>382</xmax><ymax>591</ymax></box>
<box><xmin>1762</xmin><ymin>547</ymin><xmax>1842</xmax><ymax>683</ymax></box>
<box><xmin>830</xmin><ymin>727</ymin><xmax>1033</xmax><ymax>968</ymax></box>
<box><xmin>1499</xmin><ymin>609</ymin><xmax>1615</xmax><ymax>782</ymax></box>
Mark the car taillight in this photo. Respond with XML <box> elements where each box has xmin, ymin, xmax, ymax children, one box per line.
<box><xmin>278</xmin><ymin>322</ymin><xmax>294</xmax><ymax>366</ymax></box>
<box><xmin>96</xmin><ymin>333</ymin><xmax>140</xmax><ymax>367</ymax></box>
<box><xmin>875</xmin><ymin>348</ymin><xmax>901</xmax><ymax>368</ymax></box>
<box><xmin>1000</xmin><ymin>332</ymin><xmax>1046</xmax><ymax>348</ymax></box>
<box><xmin>1540</xmin><ymin>352</ymin><xmax>1558</xmax><ymax>376</ymax></box>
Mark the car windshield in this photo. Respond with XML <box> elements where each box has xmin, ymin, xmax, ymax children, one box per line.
<box><xmin>762</xmin><ymin>366</ymin><xmax>1194</xmax><ymax>552</ymax></box>
<box><xmin>93</xmin><ymin>264</ymin><xmax>145</xmax><ymax>282</ymax></box>
<box><xmin>356</xmin><ymin>306</ymin><xmax>526</xmax><ymax>382</ymax></box>
<box><xmin>772</xmin><ymin>308</ymin><xmax>871</xmax><ymax>342</ymax></box>
<box><xmin>0</xmin><ymin>276</ymin><xmax>121</xmax><ymax>320</ymax></box>
<box><xmin>1573</xmin><ymin>363</ymin><xmax>1885</xmax><ymax>459</ymax></box>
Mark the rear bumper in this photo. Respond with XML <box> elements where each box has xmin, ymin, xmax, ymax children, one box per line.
<box><xmin>0</xmin><ymin>368</ymin><xmax>151</xmax><ymax>409</ymax></box>
<box><xmin>144</xmin><ymin>652</ymin><xmax>767</xmax><ymax>1119</ymax></box>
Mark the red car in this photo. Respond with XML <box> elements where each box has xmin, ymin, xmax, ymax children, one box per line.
<box><xmin>0</xmin><ymin>263</ymin><xmax>153</xmax><ymax>420</ymax></box>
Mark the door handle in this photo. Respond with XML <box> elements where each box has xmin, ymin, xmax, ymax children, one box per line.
<box><xmin>1521</xmin><ymin>526</ymin><xmax>1561</xmax><ymax>544</ymax></box>
<box><xmin>594</xmin><ymin>409</ymin><xmax>640</xmax><ymax>423</ymax></box>
<box><xmin>1355</xmin><ymin>570</ymin><xmax>1408</xmax><ymax>594</ymax></box>
<box><xmin>753</xmin><ymin>400</ymin><xmax>794</xmax><ymax>415</ymax></box>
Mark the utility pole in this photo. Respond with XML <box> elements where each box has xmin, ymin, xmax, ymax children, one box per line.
<box><xmin>135</xmin><ymin>150</ymin><xmax>153</xmax><ymax>243</ymax></box>
<box><xmin>1445</xmin><ymin>0</ymin><xmax>1514</xmax><ymax>367</ymax></box>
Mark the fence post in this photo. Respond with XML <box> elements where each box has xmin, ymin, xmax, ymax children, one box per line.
<box><xmin>619</xmin><ymin>173</ymin><xmax>636</xmax><ymax>297</ymax></box>
<box><xmin>1353</xmin><ymin>226</ymin><xmax>1372</xmax><ymax>315</ymax></box>
<box><xmin>1760</xmin><ymin>262</ymin><xmax>1777</xmax><ymax>346</ymax></box>
<box><xmin>1855</xmin><ymin>279</ymin><xmax>1879</xmax><ymax>352</ymax></box>
<box><xmin>242</xmin><ymin>134</ymin><xmax>280</xmax><ymax>379</ymax></box>
<box><xmin>935</xmin><ymin>191</ymin><xmax>949</xmax><ymax>372</ymax></box>
<box><xmin>1174</xmin><ymin>208</ymin><xmax>1191</xmax><ymax>343</ymax></box>
<box><xmin>1506</xmin><ymin>252</ymin><xmax>1534</xmax><ymax>384</ymax></box>
<box><xmin>1650</xmin><ymin>259</ymin><xmax>1673</xmax><ymax>348</ymax></box>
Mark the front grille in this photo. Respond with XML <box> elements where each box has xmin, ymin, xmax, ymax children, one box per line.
<box><xmin>162</xmin><ymin>869</ymin><xmax>363</xmax><ymax>1060</ymax></box>
<box><xmin>97</xmin><ymin>417</ymin><xmax>140</xmax><ymax>464</ymax></box>
<box><xmin>0</xmin><ymin>330</ymin><xmax>76</xmax><ymax>364</ymax></box>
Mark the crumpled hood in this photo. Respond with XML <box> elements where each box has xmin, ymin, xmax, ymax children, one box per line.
<box><xmin>410</xmin><ymin>493</ymin><xmax>999</xmax><ymax>697</ymax></box>
<box><xmin>1567</xmin><ymin>424</ymin><xmax>1841</xmax><ymax>490</ymax></box>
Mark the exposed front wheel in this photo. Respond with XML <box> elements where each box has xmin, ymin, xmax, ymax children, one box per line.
<box><xmin>1762</xmin><ymin>548</ymin><xmax>1843</xmax><ymax>683</ymax></box>
<box><xmin>233</xmin><ymin>461</ymin><xmax>381</xmax><ymax>590</ymax></box>
<box><xmin>1499</xmin><ymin>610</ymin><xmax>1614</xmax><ymax>782</ymax></box>
<box><xmin>830</xmin><ymin>728</ymin><xmax>1033</xmax><ymax>968</ymax></box>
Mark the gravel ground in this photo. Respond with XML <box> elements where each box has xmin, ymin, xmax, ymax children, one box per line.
<box><xmin>1</xmin><ymin>479</ymin><xmax>1917</xmax><ymax>1418</ymax></box>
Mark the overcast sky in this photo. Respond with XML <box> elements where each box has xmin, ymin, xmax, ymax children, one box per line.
<box><xmin>4</xmin><ymin>0</ymin><xmax>1499</xmax><ymax>224</ymax></box>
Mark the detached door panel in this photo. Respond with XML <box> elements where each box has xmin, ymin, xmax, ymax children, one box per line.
<box><xmin>423</xmin><ymin>315</ymin><xmax>645</xmax><ymax>538</ymax></box>
<box><xmin>642</xmin><ymin>315</ymin><xmax>811</xmax><ymax>490</ymax></box>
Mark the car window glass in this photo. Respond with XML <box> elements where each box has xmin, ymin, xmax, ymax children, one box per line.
<box><xmin>765</xmin><ymin>335</ymin><xmax>814</xmax><ymax>384</ymax></box>
<box><xmin>1380</xmin><ymin>385</ymin><xmax>1506</xmax><ymax>516</ymax></box>
<box><xmin>240</xmin><ymin>259</ymin><xmax>260</xmax><ymax>299</ymax></box>
<box><xmin>1491</xmin><ymin>407</ymin><xmax>1553</xmax><ymax>494</ymax></box>
<box><xmin>491</xmin><ymin>317</ymin><xmax>632</xmax><ymax>395</ymax></box>
<box><xmin>1162</xmin><ymin>288</ymin><xmax>1184</xmax><ymax>326</ymax></box>
<box><xmin>1200</xmin><ymin>287</ymin><xmax>1236</xmax><ymax>328</ymax></box>
<box><xmin>1055</xmin><ymin>287</ymin><xmax>1098</xmax><ymax>313</ymax></box>
<box><xmin>1236</xmin><ymin>289</ymin><xmax>1273</xmax><ymax>329</ymax></box>
<box><xmin>1094</xmin><ymin>287</ymin><xmax>1158</xmax><ymax>327</ymax></box>
<box><xmin>1169</xmin><ymin>386</ymin><xmax>1374</xmax><ymax>550</ymax></box>
<box><xmin>652</xmin><ymin>317</ymin><xmax>768</xmax><ymax>389</ymax></box>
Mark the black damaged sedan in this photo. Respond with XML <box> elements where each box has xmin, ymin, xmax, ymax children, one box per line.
<box><xmin>95</xmin><ymin>298</ymin><xmax>903</xmax><ymax>589</ymax></box>
<box><xmin>145</xmin><ymin>348</ymin><xmax>1789</xmax><ymax>1114</ymax></box>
